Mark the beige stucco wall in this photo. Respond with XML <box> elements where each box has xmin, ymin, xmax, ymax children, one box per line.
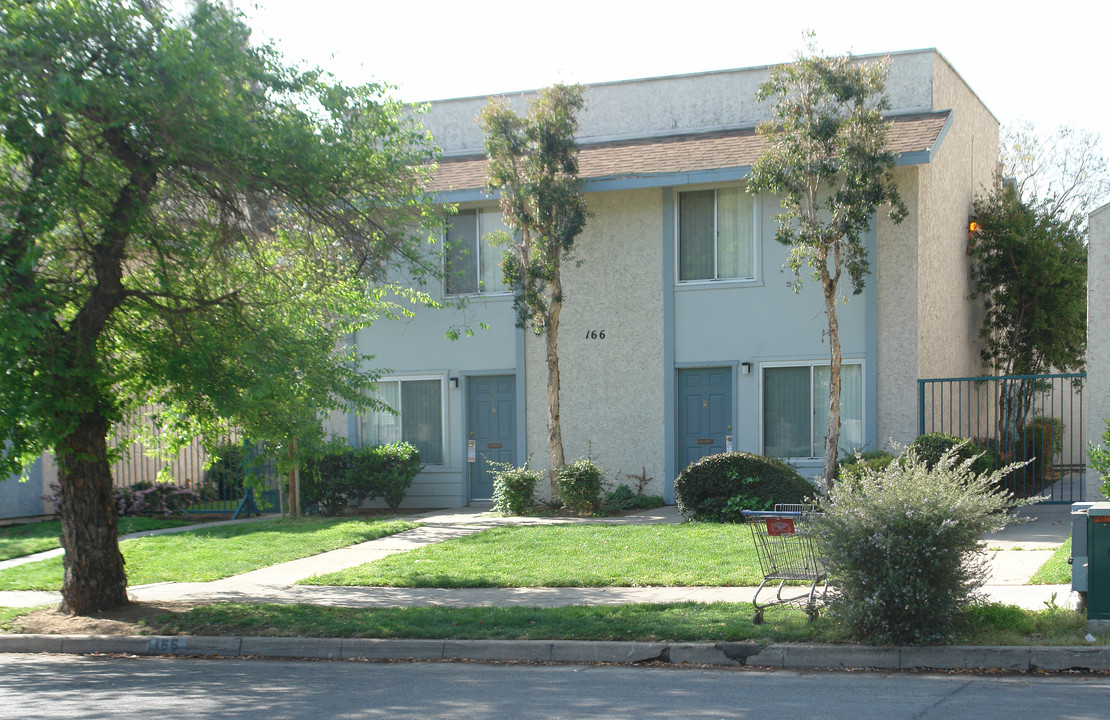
<box><xmin>524</xmin><ymin>188</ymin><xmax>666</xmax><ymax>498</ymax></box>
<box><xmin>916</xmin><ymin>54</ymin><xmax>999</xmax><ymax>381</ymax></box>
<box><xmin>1088</xmin><ymin>203</ymin><xmax>1110</xmax><ymax>497</ymax></box>
<box><xmin>875</xmin><ymin>53</ymin><xmax>998</xmax><ymax>448</ymax></box>
<box><xmin>875</xmin><ymin>166</ymin><xmax>921</xmax><ymax>448</ymax></box>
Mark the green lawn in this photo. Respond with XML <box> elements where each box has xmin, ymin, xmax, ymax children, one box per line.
<box><xmin>0</xmin><ymin>517</ymin><xmax>418</xmax><ymax>591</ymax></box>
<box><xmin>0</xmin><ymin>516</ymin><xmax>193</xmax><ymax>562</ymax></box>
<box><xmin>304</xmin><ymin>523</ymin><xmax>768</xmax><ymax>588</ymax></box>
<box><xmin>1030</xmin><ymin>537</ymin><xmax>1072</xmax><ymax>585</ymax></box>
<box><xmin>133</xmin><ymin>600</ymin><xmax>1101</xmax><ymax>646</ymax></box>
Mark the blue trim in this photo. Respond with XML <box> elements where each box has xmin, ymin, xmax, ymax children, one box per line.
<box><xmin>864</xmin><ymin>222</ymin><xmax>878</xmax><ymax>451</ymax></box>
<box><xmin>435</xmin><ymin>188</ymin><xmax>496</xmax><ymax>204</ymax></box>
<box><xmin>661</xmin><ymin>187</ymin><xmax>677</xmax><ymax>505</ymax></box>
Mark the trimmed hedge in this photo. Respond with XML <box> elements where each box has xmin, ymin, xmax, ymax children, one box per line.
<box><xmin>838</xmin><ymin>450</ymin><xmax>896</xmax><ymax>484</ymax></box>
<box><xmin>302</xmin><ymin>441</ymin><xmax>421</xmax><ymax>514</ymax></box>
<box><xmin>674</xmin><ymin>452</ymin><xmax>815</xmax><ymax>522</ymax></box>
<box><xmin>905</xmin><ymin>433</ymin><xmax>995</xmax><ymax>477</ymax></box>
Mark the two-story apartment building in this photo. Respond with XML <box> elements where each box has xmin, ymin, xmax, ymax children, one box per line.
<box><xmin>332</xmin><ymin>48</ymin><xmax>999</xmax><ymax>508</ymax></box>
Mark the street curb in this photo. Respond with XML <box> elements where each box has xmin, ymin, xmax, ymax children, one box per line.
<box><xmin>1</xmin><ymin>635</ymin><xmax>1108</xmax><ymax>671</ymax></box>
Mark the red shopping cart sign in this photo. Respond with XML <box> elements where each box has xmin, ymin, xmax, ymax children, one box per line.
<box><xmin>765</xmin><ymin>517</ymin><xmax>795</xmax><ymax>536</ymax></box>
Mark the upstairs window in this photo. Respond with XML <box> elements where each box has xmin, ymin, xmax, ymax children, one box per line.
<box><xmin>677</xmin><ymin>186</ymin><xmax>756</xmax><ymax>282</ymax></box>
<box><xmin>444</xmin><ymin>208</ymin><xmax>510</xmax><ymax>296</ymax></box>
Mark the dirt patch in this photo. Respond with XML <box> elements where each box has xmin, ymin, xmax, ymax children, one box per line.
<box><xmin>11</xmin><ymin>600</ymin><xmax>192</xmax><ymax>636</ymax></box>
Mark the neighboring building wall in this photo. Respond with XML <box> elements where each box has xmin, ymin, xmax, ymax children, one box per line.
<box><xmin>1088</xmin><ymin>203</ymin><xmax>1110</xmax><ymax>499</ymax></box>
<box><xmin>0</xmin><ymin>458</ymin><xmax>47</xmax><ymax>520</ymax></box>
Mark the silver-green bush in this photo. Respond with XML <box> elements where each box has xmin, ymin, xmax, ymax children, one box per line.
<box><xmin>491</xmin><ymin>463</ymin><xmax>543</xmax><ymax>515</ymax></box>
<box><xmin>814</xmin><ymin>446</ymin><xmax>1024</xmax><ymax>644</ymax></box>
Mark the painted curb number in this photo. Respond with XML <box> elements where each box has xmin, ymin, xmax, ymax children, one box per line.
<box><xmin>585</xmin><ymin>330</ymin><xmax>606</xmax><ymax>340</ymax></box>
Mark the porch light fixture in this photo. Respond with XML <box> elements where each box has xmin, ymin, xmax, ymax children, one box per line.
<box><xmin>741</xmin><ymin>362</ymin><xmax>753</xmax><ymax>375</ymax></box>
<box><xmin>450</xmin><ymin>376</ymin><xmax>459</xmax><ymax>388</ymax></box>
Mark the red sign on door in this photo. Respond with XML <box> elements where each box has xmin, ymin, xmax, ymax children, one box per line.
<box><xmin>766</xmin><ymin>518</ymin><xmax>795</xmax><ymax>536</ymax></box>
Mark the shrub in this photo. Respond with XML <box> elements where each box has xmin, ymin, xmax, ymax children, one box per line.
<box><xmin>813</xmin><ymin>447</ymin><xmax>1024</xmax><ymax>645</ymax></box>
<box><xmin>42</xmin><ymin>482</ymin><xmax>200</xmax><ymax>518</ymax></box>
<box><xmin>361</xmin><ymin>442</ymin><xmax>421</xmax><ymax>510</ymax></box>
<box><xmin>838</xmin><ymin>450</ymin><xmax>896</xmax><ymax>484</ymax></box>
<box><xmin>302</xmin><ymin>441</ymin><xmax>421</xmax><ymax>514</ymax></box>
<box><xmin>1089</xmin><ymin>420</ymin><xmax>1110</xmax><ymax>499</ymax></box>
<box><xmin>301</xmin><ymin>445</ymin><xmax>359</xmax><ymax>516</ymax></box>
<box><xmin>1025</xmin><ymin>416</ymin><xmax>1065</xmax><ymax>483</ymax></box>
<box><xmin>491</xmin><ymin>463</ymin><xmax>543</xmax><ymax>515</ymax></box>
<box><xmin>673</xmin><ymin>452</ymin><xmax>814</xmax><ymax>522</ymax></box>
<box><xmin>598</xmin><ymin>484</ymin><xmax>665</xmax><ymax>515</ymax></box>
<box><xmin>556</xmin><ymin>458</ymin><xmax>605</xmax><ymax>515</ymax></box>
<box><xmin>905</xmin><ymin>433</ymin><xmax>995</xmax><ymax>477</ymax></box>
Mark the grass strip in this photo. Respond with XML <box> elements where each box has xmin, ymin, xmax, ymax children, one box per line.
<box><xmin>0</xmin><ymin>606</ymin><xmax>39</xmax><ymax>632</ymax></box>
<box><xmin>0</xmin><ymin>516</ymin><xmax>193</xmax><ymax>562</ymax></box>
<box><xmin>1030</xmin><ymin>537</ymin><xmax>1071</xmax><ymax>585</ymax></box>
<box><xmin>0</xmin><ymin>518</ymin><xmax>418</xmax><ymax>591</ymax></box>
<box><xmin>304</xmin><ymin>523</ymin><xmax>767</xmax><ymax>588</ymax></box>
<box><xmin>140</xmin><ymin>601</ymin><xmax>1101</xmax><ymax>646</ymax></box>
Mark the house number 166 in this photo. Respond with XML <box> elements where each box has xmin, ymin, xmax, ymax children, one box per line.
<box><xmin>585</xmin><ymin>330</ymin><xmax>606</xmax><ymax>339</ymax></box>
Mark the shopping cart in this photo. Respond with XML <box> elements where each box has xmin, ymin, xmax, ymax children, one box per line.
<box><xmin>741</xmin><ymin>505</ymin><xmax>827</xmax><ymax>624</ymax></box>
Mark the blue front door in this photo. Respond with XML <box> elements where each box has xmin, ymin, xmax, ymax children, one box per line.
<box><xmin>467</xmin><ymin>375</ymin><xmax>516</xmax><ymax>501</ymax></box>
<box><xmin>677</xmin><ymin>367</ymin><xmax>733</xmax><ymax>473</ymax></box>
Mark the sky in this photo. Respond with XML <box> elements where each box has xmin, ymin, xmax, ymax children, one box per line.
<box><xmin>180</xmin><ymin>0</ymin><xmax>1108</xmax><ymax>189</ymax></box>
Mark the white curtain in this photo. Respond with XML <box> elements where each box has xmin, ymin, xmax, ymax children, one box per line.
<box><xmin>813</xmin><ymin>364</ymin><xmax>864</xmax><ymax>455</ymax></box>
<box><xmin>717</xmin><ymin>186</ymin><xmax>753</xmax><ymax>279</ymax></box>
<box><xmin>478</xmin><ymin>208</ymin><xmax>509</xmax><ymax>293</ymax></box>
<box><xmin>362</xmin><ymin>381</ymin><xmax>401</xmax><ymax>448</ymax></box>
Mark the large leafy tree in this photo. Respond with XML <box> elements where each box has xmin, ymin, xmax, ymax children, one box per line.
<box><xmin>969</xmin><ymin>183</ymin><xmax>1087</xmax><ymax>438</ymax></box>
<box><xmin>480</xmin><ymin>84</ymin><xmax>588</xmax><ymax>481</ymax></box>
<box><xmin>748</xmin><ymin>45</ymin><xmax>906</xmax><ymax>486</ymax></box>
<box><xmin>0</xmin><ymin>0</ymin><xmax>438</xmax><ymax>614</ymax></box>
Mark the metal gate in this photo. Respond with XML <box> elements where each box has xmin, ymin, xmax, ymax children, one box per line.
<box><xmin>109</xmin><ymin>414</ymin><xmax>281</xmax><ymax>517</ymax></box>
<box><xmin>918</xmin><ymin>373</ymin><xmax>1086</xmax><ymax>503</ymax></box>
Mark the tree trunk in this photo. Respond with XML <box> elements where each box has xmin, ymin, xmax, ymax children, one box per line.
<box><xmin>287</xmin><ymin>439</ymin><xmax>300</xmax><ymax>519</ymax></box>
<box><xmin>546</xmin><ymin>269</ymin><xmax>566</xmax><ymax>493</ymax></box>
<box><xmin>56</xmin><ymin>411</ymin><xmax>129</xmax><ymax>615</ymax></box>
<box><xmin>822</xmin><ymin>273</ymin><xmax>842</xmax><ymax>489</ymax></box>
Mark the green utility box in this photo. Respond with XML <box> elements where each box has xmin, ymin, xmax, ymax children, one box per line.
<box><xmin>1087</xmin><ymin>503</ymin><xmax>1110</xmax><ymax>621</ymax></box>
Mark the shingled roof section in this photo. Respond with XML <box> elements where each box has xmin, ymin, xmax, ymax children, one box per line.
<box><xmin>430</xmin><ymin>110</ymin><xmax>951</xmax><ymax>194</ymax></box>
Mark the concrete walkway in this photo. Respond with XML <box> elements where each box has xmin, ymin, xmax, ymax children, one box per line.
<box><xmin>0</xmin><ymin>502</ymin><xmax>1079</xmax><ymax>611</ymax></box>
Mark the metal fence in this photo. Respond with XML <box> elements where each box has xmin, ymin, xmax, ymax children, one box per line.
<box><xmin>918</xmin><ymin>373</ymin><xmax>1086</xmax><ymax>503</ymax></box>
<box><xmin>108</xmin><ymin>416</ymin><xmax>281</xmax><ymax>517</ymax></box>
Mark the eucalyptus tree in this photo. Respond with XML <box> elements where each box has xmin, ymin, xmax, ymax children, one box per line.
<box><xmin>480</xmin><ymin>84</ymin><xmax>588</xmax><ymax>481</ymax></box>
<box><xmin>0</xmin><ymin>0</ymin><xmax>439</xmax><ymax>614</ymax></box>
<box><xmin>748</xmin><ymin>45</ymin><xmax>906</xmax><ymax>486</ymax></box>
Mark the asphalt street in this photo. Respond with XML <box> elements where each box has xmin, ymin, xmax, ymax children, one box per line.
<box><xmin>1</xmin><ymin>654</ymin><xmax>1108</xmax><ymax>720</ymax></box>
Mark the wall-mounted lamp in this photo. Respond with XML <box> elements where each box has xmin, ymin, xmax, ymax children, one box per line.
<box><xmin>741</xmin><ymin>362</ymin><xmax>753</xmax><ymax>376</ymax></box>
<box><xmin>450</xmin><ymin>376</ymin><xmax>459</xmax><ymax>388</ymax></box>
